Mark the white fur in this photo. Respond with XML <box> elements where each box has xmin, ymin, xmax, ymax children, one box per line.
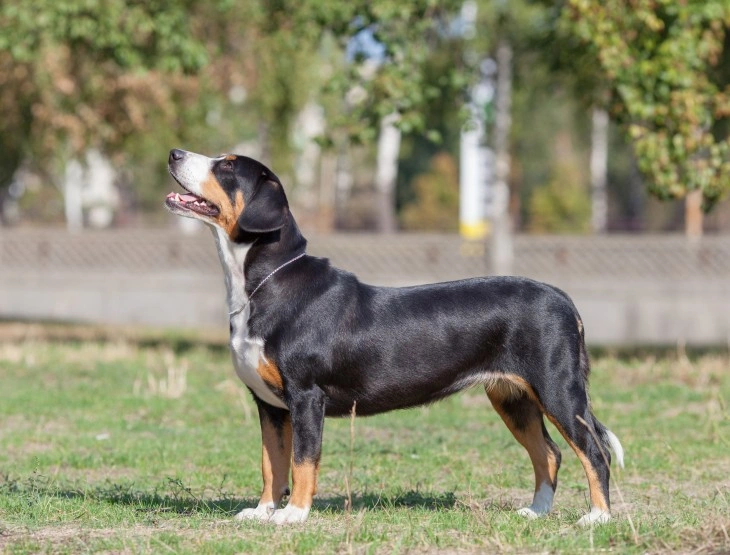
<box><xmin>270</xmin><ymin>504</ymin><xmax>310</xmax><ymax>525</ymax></box>
<box><xmin>169</xmin><ymin>151</ymin><xmax>215</xmax><ymax>195</ymax></box>
<box><xmin>517</xmin><ymin>481</ymin><xmax>554</xmax><ymax>519</ymax></box>
<box><xmin>576</xmin><ymin>506</ymin><xmax>611</xmax><ymax>526</ymax></box>
<box><xmin>235</xmin><ymin>502</ymin><xmax>275</xmax><ymax>521</ymax></box>
<box><xmin>605</xmin><ymin>429</ymin><xmax>625</xmax><ymax>468</ymax></box>
<box><xmin>213</xmin><ymin>228</ymin><xmax>288</xmax><ymax>410</ymax></box>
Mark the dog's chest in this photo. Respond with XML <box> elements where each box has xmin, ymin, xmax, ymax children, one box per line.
<box><xmin>212</xmin><ymin>230</ymin><xmax>287</xmax><ymax>410</ymax></box>
<box><xmin>229</xmin><ymin>312</ymin><xmax>288</xmax><ymax>410</ymax></box>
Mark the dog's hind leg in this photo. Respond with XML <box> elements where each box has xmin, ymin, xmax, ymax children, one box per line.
<box><xmin>486</xmin><ymin>381</ymin><xmax>562</xmax><ymax>519</ymax></box>
<box><xmin>539</xmin><ymin>380</ymin><xmax>621</xmax><ymax>526</ymax></box>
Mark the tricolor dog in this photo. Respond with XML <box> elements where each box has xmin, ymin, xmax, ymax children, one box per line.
<box><xmin>165</xmin><ymin>149</ymin><xmax>624</xmax><ymax>526</ymax></box>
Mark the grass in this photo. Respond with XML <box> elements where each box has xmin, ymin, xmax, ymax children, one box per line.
<box><xmin>0</xmin><ymin>338</ymin><xmax>728</xmax><ymax>553</ymax></box>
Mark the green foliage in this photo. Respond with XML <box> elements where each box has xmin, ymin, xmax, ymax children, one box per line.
<box><xmin>528</xmin><ymin>161</ymin><xmax>591</xmax><ymax>233</ymax></box>
<box><xmin>563</xmin><ymin>0</ymin><xmax>730</xmax><ymax>210</ymax></box>
<box><xmin>400</xmin><ymin>152</ymin><xmax>459</xmax><ymax>231</ymax></box>
<box><xmin>319</xmin><ymin>0</ymin><xmax>467</xmax><ymax>144</ymax></box>
<box><xmin>0</xmin><ymin>0</ymin><xmax>210</xmax><ymax>161</ymax></box>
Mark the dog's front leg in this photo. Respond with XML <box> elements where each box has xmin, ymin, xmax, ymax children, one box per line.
<box><xmin>235</xmin><ymin>402</ymin><xmax>292</xmax><ymax>521</ymax></box>
<box><xmin>270</xmin><ymin>386</ymin><xmax>325</xmax><ymax>525</ymax></box>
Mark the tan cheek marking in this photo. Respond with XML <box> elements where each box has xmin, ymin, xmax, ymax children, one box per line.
<box><xmin>290</xmin><ymin>460</ymin><xmax>318</xmax><ymax>508</ymax></box>
<box><xmin>201</xmin><ymin>172</ymin><xmax>236</xmax><ymax>231</ymax></box>
<box><xmin>260</xmin><ymin>416</ymin><xmax>292</xmax><ymax>505</ymax></box>
<box><xmin>229</xmin><ymin>190</ymin><xmax>245</xmax><ymax>236</ymax></box>
<box><xmin>257</xmin><ymin>359</ymin><xmax>284</xmax><ymax>391</ymax></box>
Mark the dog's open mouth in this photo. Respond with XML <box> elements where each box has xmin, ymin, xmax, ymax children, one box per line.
<box><xmin>165</xmin><ymin>191</ymin><xmax>220</xmax><ymax>217</ymax></box>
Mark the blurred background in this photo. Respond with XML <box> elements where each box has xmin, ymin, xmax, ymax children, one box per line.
<box><xmin>0</xmin><ymin>0</ymin><xmax>728</xmax><ymax>346</ymax></box>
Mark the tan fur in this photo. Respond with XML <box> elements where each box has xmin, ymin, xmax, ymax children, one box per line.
<box><xmin>484</xmin><ymin>374</ymin><xmax>535</xmax><ymax>401</ymax></box>
<box><xmin>260</xmin><ymin>415</ymin><xmax>292</xmax><ymax>506</ymax></box>
<box><xmin>488</xmin><ymin>389</ymin><xmax>559</xmax><ymax>493</ymax></box>
<box><xmin>201</xmin><ymin>175</ymin><xmax>245</xmax><ymax>238</ymax></box>
<box><xmin>290</xmin><ymin>460</ymin><xmax>318</xmax><ymax>508</ymax></box>
<box><xmin>545</xmin><ymin>414</ymin><xmax>609</xmax><ymax>512</ymax></box>
<box><xmin>257</xmin><ymin>359</ymin><xmax>284</xmax><ymax>391</ymax></box>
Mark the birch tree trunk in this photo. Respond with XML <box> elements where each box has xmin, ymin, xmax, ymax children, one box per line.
<box><xmin>63</xmin><ymin>159</ymin><xmax>84</xmax><ymax>232</ymax></box>
<box><xmin>590</xmin><ymin>106</ymin><xmax>609</xmax><ymax>233</ymax></box>
<box><xmin>490</xmin><ymin>39</ymin><xmax>513</xmax><ymax>275</ymax></box>
<box><xmin>374</xmin><ymin>113</ymin><xmax>401</xmax><ymax>233</ymax></box>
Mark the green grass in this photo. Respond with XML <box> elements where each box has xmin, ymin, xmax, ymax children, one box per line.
<box><xmin>0</xmin><ymin>340</ymin><xmax>728</xmax><ymax>553</ymax></box>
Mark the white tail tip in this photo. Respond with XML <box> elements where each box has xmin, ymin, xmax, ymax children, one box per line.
<box><xmin>605</xmin><ymin>429</ymin><xmax>625</xmax><ymax>468</ymax></box>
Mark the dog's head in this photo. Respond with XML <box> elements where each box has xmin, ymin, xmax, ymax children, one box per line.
<box><xmin>165</xmin><ymin>149</ymin><xmax>289</xmax><ymax>240</ymax></box>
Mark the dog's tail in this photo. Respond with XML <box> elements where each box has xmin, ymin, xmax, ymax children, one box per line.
<box><xmin>576</xmin><ymin>322</ymin><xmax>625</xmax><ymax>469</ymax></box>
<box><xmin>592</xmin><ymin>416</ymin><xmax>625</xmax><ymax>469</ymax></box>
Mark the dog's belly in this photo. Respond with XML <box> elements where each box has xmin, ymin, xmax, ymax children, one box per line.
<box><xmin>321</xmin><ymin>362</ymin><xmax>490</xmax><ymax>417</ymax></box>
<box><xmin>230</xmin><ymin>334</ymin><xmax>288</xmax><ymax>410</ymax></box>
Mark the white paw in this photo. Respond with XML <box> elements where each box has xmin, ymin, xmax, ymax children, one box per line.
<box><xmin>269</xmin><ymin>504</ymin><xmax>310</xmax><ymax>525</ymax></box>
<box><xmin>517</xmin><ymin>483</ymin><xmax>553</xmax><ymax>519</ymax></box>
<box><xmin>576</xmin><ymin>507</ymin><xmax>611</xmax><ymax>526</ymax></box>
<box><xmin>234</xmin><ymin>502</ymin><xmax>275</xmax><ymax>521</ymax></box>
<box><xmin>517</xmin><ymin>507</ymin><xmax>542</xmax><ymax>519</ymax></box>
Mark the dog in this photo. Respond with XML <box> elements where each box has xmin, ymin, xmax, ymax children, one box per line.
<box><xmin>165</xmin><ymin>148</ymin><xmax>624</xmax><ymax>526</ymax></box>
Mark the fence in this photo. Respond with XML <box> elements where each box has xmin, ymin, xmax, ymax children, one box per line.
<box><xmin>1</xmin><ymin>229</ymin><xmax>729</xmax><ymax>346</ymax></box>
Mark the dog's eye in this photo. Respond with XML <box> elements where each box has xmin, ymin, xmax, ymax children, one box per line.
<box><xmin>220</xmin><ymin>160</ymin><xmax>234</xmax><ymax>171</ymax></box>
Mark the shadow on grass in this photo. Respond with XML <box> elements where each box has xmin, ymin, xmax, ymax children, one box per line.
<box><xmin>1</xmin><ymin>474</ymin><xmax>457</xmax><ymax>517</ymax></box>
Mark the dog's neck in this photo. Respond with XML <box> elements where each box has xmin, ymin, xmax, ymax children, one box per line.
<box><xmin>241</xmin><ymin>213</ymin><xmax>307</xmax><ymax>291</ymax></box>
<box><xmin>211</xmin><ymin>227</ymin><xmax>253</xmax><ymax>314</ymax></box>
<box><xmin>211</xmin><ymin>212</ymin><xmax>307</xmax><ymax>314</ymax></box>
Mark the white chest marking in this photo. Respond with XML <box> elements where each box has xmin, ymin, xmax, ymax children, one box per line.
<box><xmin>212</xmin><ymin>229</ymin><xmax>288</xmax><ymax>410</ymax></box>
<box><xmin>230</xmin><ymin>308</ymin><xmax>287</xmax><ymax>409</ymax></box>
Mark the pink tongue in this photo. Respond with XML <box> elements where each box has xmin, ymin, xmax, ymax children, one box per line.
<box><xmin>180</xmin><ymin>193</ymin><xmax>200</xmax><ymax>202</ymax></box>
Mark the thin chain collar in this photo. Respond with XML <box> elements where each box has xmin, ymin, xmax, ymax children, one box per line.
<box><xmin>229</xmin><ymin>252</ymin><xmax>306</xmax><ymax>317</ymax></box>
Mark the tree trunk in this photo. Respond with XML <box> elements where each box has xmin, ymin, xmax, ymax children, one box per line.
<box><xmin>685</xmin><ymin>189</ymin><xmax>703</xmax><ymax>238</ymax></box>
<box><xmin>490</xmin><ymin>39</ymin><xmax>513</xmax><ymax>275</ymax></box>
<box><xmin>317</xmin><ymin>150</ymin><xmax>337</xmax><ymax>232</ymax></box>
<box><xmin>374</xmin><ymin>113</ymin><xmax>401</xmax><ymax>233</ymax></box>
<box><xmin>334</xmin><ymin>142</ymin><xmax>353</xmax><ymax>230</ymax></box>
<box><xmin>293</xmin><ymin>102</ymin><xmax>324</xmax><ymax>214</ymax></box>
<box><xmin>63</xmin><ymin>159</ymin><xmax>84</xmax><ymax>232</ymax></box>
<box><xmin>590</xmin><ymin>106</ymin><xmax>609</xmax><ymax>233</ymax></box>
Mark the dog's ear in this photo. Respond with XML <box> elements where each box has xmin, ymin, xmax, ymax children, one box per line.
<box><xmin>238</xmin><ymin>179</ymin><xmax>288</xmax><ymax>233</ymax></box>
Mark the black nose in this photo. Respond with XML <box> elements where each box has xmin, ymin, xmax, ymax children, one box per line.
<box><xmin>169</xmin><ymin>149</ymin><xmax>185</xmax><ymax>162</ymax></box>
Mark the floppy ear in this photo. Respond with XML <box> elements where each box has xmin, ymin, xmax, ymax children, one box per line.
<box><xmin>238</xmin><ymin>179</ymin><xmax>288</xmax><ymax>233</ymax></box>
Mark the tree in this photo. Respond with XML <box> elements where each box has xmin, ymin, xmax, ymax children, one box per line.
<box><xmin>401</xmin><ymin>152</ymin><xmax>459</xmax><ymax>231</ymax></box>
<box><xmin>0</xmin><ymin>0</ymin><xmax>214</xmax><ymax>225</ymax></box>
<box><xmin>562</xmin><ymin>0</ymin><xmax>730</xmax><ymax>235</ymax></box>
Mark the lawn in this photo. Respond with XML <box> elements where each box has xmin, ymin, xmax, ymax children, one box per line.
<box><xmin>0</xmin><ymin>338</ymin><xmax>728</xmax><ymax>553</ymax></box>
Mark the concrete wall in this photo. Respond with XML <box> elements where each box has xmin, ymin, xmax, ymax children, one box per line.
<box><xmin>1</xmin><ymin>230</ymin><xmax>728</xmax><ymax>346</ymax></box>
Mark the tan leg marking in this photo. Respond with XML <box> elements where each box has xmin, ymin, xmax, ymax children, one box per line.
<box><xmin>260</xmin><ymin>415</ymin><xmax>292</xmax><ymax>506</ymax></box>
<box><xmin>257</xmin><ymin>359</ymin><xmax>284</xmax><ymax>391</ymax></box>
<box><xmin>488</xmin><ymin>389</ymin><xmax>559</xmax><ymax>491</ymax></box>
<box><xmin>290</xmin><ymin>460</ymin><xmax>319</xmax><ymax>508</ymax></box>
<box><xmin>544</xmin><ymin>414</ymin><xmax>609</xmax><ymax>512</ymax></box>
<box><xmin>486</xmin><ymin>374</ymin><xmax>609</xmax><ymax>514</ymax></box>
<box><xmin>485</xmin><ymin>374</ymin><xmax>543</xmax><ymax>406</ymax></box>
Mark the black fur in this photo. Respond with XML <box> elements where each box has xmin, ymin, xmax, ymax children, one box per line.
<box><xmin>167</xmin><ymin>150</ymin><xmax>621</xmax><ymax>522</ymax></box>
